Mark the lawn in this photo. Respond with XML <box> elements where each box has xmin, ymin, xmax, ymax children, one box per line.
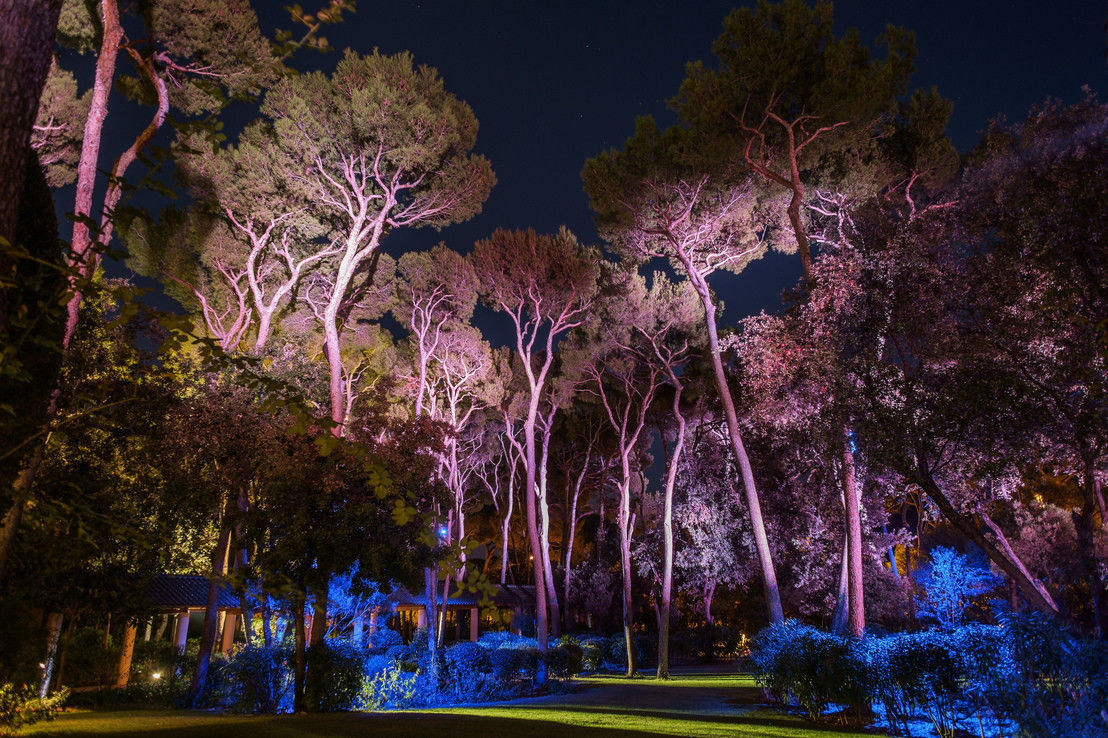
<box><xmin>25</xmin><ymin>671</ymin><xmax>889</xmax><ymax>737</ymax></box>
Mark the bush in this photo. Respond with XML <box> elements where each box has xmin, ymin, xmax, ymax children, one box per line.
<box><xmin>477</xmin><ymin>631</ymin><xmax>537</xmax><ymax>650</ymax></box>
<box><xmin>209</xmin><ymin>645</ymin><xmax>292</xmax><ymax>714</ymax></box>
<box><xmin>444</xmin><ymin>642</ymin><xmax>497</xmax><ymax>702</ymax></box>
<box><xmin>552</xmin><ymin>641</ymin><xmax>584</xmax><ymax>679</ymax></box>
<box><xmin>576</xmin><ymin>636</ymin><xmax>605</xmax><ymax>673</ymax></box>
<box><xmin>488</xmin><ymin>647</ymin><xmax>525</xmax><ymax>684</ymax></box>
<box><xmin>60</xmin><ymin>628</ymin><xmax>118</xmax><ymax>687</ymax></box>
<box><xmin>869</xmin><ymin>631</ymin><xmax>964</xmax><ymax>737</ymax></box>
<box><xmin>0</xmin><ymin>684</ymin><xmax>68</xmax><ymax>735</ymax></box>
<box><xmin>749</xmin><ymin>621</ymin><xmax>868</xmax><ymax>722</ymax></box>
<box><xmin>304</xmin><ymin>641</ymin><xmax>364</xmax><ymax>712</ymax></box>
<box><xmin>366</xmin><ymin>627</ymin><xmax>403</xmax><ymax>653</ymax></box>
<box><xmin>65</xmin><ymin>679</ymin><xmax>186</xmax><ymax>710</ymax></box>
<box><xmin>994</xmin><ymin>612</ymin><xmax>1108</xmax><ymax>737</ymax></box>
<box><xmin>357</xmin><ymin>660</ymin><xmax>418</xmax><ymax>711</ymax></box>
<box><xmin>751</xmin><ymin>618</ymin><xmax>1108</xmax><ymax>738</ymax></box>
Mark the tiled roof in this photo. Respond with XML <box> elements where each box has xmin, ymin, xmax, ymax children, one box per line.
<box><xmin>146</xmin><ymin>574</ymin><xmax>240</xmax><ymax>610</ymax></box>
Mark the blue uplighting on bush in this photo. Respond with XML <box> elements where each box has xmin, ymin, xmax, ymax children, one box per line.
<box><xmin>749</xmin><ymin>615</ymin><xmax>1108</xmax><ymax>737</ymax></box>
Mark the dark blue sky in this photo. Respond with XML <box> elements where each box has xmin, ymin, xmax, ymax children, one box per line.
<box><xmin>96</xmin><ymin>1</ymin><xmax>1106</xmax><ymax>328</ymax></box>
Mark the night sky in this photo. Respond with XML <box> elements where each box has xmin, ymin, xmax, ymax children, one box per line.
<box><xmin>110</xmin><ymin>1</ymin><xmax>1108</xmax><ymax>327</ymax></box>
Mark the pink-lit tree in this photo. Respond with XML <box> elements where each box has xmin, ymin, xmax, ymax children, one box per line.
<box><xmin>247</xmin><ymin>50</ymin><xmax>493</xmax><ymax>436</ymax></box>
<box><xmin>584</xmin><ymin>121</ymin><xmax>784</xmax><ymax>625</ymax></box>
<box><xmin>571</xmin><ymin>270</ymin><xmax>699</xmax><ymax>676</ymax></box>
<box><xmin>471</xmin><ymin>227</ymin><xmax>604</xmax><ymax>653</ymax></box>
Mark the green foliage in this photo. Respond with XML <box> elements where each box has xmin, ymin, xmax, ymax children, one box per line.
<box><xmin>209</xmin><ymin>645</ymin><xmax>292</xmax><ymax>714</ymax></box>
<box><xmin>303</xmin><ymin>641</ymin><xmax>365</xmax><ymax>712</ymax></box>
<box><xmin>31</xmin><ymin>61</ymin><xmax>92</xmax><ymax>188</ymax></box>
<box><xmin>750</xmin><ymin>621</ymin><xmax>868</xmax><ymax>722</ymax></box>
<box><xmin>357</xmin><ymin>661</ymin><xmax>418</xmax><ymax>711</ymax></box>
<box><xmin>0</xmin><ymin>683</ymin><xmax>67</xmax><ymax>735</ymax></box>
<box><xmin>751</xmin><ymin>618</ymin><xmax>1108</xmax><ymax>737</ymax></box>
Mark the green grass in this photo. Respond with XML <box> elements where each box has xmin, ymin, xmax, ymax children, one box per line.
<box><xmin>24</xmin><ymin>671</ymin><xmax>889</xmax><ymax>737</ymax></box>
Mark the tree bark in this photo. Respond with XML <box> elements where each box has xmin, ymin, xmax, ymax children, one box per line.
<box><xmin>841</xmin><ymin>430</ymin><xmax>865</xmax><ymax>638</ymax></box>
<box><xmin>0</xmin><ymin>0</ymin><xmax>62</xmax><ymax>251</ymax></box>
<box><xmin>114</xmin><ymin>623</ymin><xmax>137</xmax><ymax>688</ymax></box>
<box><xmin>830</xmin><ymin>533</ymin><xmax>850</xmax><ymax>635</ymax></box>
<box><xmin>292</xmin><ymin>590</ymin><xmax>307</xmax><ymax>712</ymax></box>
<box><xmin>0</xmin><ymin>0</ymin><xmax>119</xmax><ymax>582</ymax></box>
<box><xmin>683</xmin><ymin>267</ymin><xmax>784</xmax><ymax>625</ymax></box>
<box><xmin>913</xmin><ymin>453</ymin><xmax>1060</xmax><ymax>618</ymax></box>
<box><xmin>657</xmin><ymin>385</ymin><xmax>686</xmax><ymax>680</ymax></box>
<box><xmin>186</xmin><ymin>517</ymin><xmax>232</xmax><ymax>706</ymax></box>
<box><xmin>537</xmin><ymin>425</ymin><xmax>561</xmax><ymax>638</ymax></box>
<box><xmin>522</xmin><ymin>406</ymin><xmax>549</xmax><ymax>653</ymax></box>
<box><xmin>38</xmin><ymin>612</ymin><xmax>63</xmax><ymax>698</ymax></box>
<box><xmin>309</xmin><ymin>578</ymin><xmax>329</xmax><ymax>646</ymax></box>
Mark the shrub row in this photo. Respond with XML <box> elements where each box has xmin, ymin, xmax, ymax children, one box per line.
<box><xmin>205</xmin><ymin>629</ymin><xmax>583</xmax><ymax>713</ymax></box>
<box><xmin>749</xmin><ymin>615</ymin><xmax>1108</xmax><ymax>738</ymax></box>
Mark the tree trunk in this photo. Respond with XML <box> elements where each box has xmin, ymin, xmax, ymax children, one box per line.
<box><xmin>830</xmin><ymin>532</ymin><xmax>849</xmax><ymax>635</ymax></box>
<box><xmin>563</xmin><ymin>453</ymin><xmax>588</xmax><ymax>634</ymax></box>
<box><xmin>618</xmin><ymin>470</ymin><xmax>637</xmax><ymax>678</ymax></box>
<box><xmin>423</xmin><ymin>565</ymin><xmax>441</xmax><ymax>682</ymax></box>
<box><xmin>538</xmin><ymin>432</ymin><xmax>561</xmax><ymax>638</ymax></box>
<box><xmin>0</xmin><ymin>0</ymin><xmax>62</xmax><ymax>250</ymax></box>
<box><xmin>292</xmin><ymin>591</ymin><xmax>307</xmax><ymax>712</ymax></box>
<box><xmin>113</xmin><ymin>623</ymin><xmax>137</xmax><ymax>688</ymax></box>
<box><xmin>0</xmin><ymin>0</ymin><xmax>121</xmax><ymax>583</ymax></box>
<box><xmin>657</xmin><ymin>385</ymin><xmax>686</xmax><ymax>680</ymax></box>
<box><xmin>913</xmin><ymin>453</ymin><xmax>1060</xmax><ymax>618</ymax></box>
<box><xmin>686</xmin><ymin>274</ymin><xmax>784</xmax><ymax>625</ymax></box>
<box><xmin>309</xmin><ymin>582</ymin><xmax>328</xmax><ymax>646</ymax></box>
<box><xmin>38</xmin><ymin>612</ymin><xmax>63</xmax><ymax>698</ymax></box>
<box><xmin>1081</xmin><ymin>452</ymin><xmax>1108</xmax><ymax>636</ymax></box>
<box><xmin>186</xmin><ymin>519</ymin><xmax>232</xmax><ymax>706</ymax></box>
<box><xmin>841</xmin><ymin>431</ymin><xmax>865</xmax><ymax>638</ymax></box>
<box><xmin>522</xmin><ymin>408</ymin><xmax>549</xmax><ymax>654</ymax></box>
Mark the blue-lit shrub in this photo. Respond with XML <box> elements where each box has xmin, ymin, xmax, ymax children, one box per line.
<box><xmin>443</xmin><ymin>641</ymin><xmax>497</xmax><ymax>701</ymax></box>
<box><xmin>993</xmin><ymin>612</ymin><xmax>1108</xmax><ymax>737</ymax></box>
<box><xmin>752</xmin><ymin>618</ymin><xmax>1108</xmax><ymax>737</ymax></box>
<box><xmin>488</xmin><ymin>646</ymin><xmax>525</xmax><ymax>684</ymax></box>
<box><xmin>384</xmin><ymin>643</ymin><xmax>410</xmax><ymax>665</ymax></box>
<box><xmin>210</xmin><ymin>645</ymin><xmax>292</xmax><ymax>714</ymax></box>
<box><xmin>357</xmin><ymin>660</ymin><xmax>418</xmax><ymax>711</ymax></box>
<box><xmin>477</xmin><ymin>631</ymin><xmax>537</xmax><ymax>650</ymax></box>
<box><xmin>749</xmin><ymin>620</ymin><xmax>868</xmax><ymax>722</ymax></box>
<box><xmin>869</xmin><ymin>631</ymin><xmax>965</xmax><ymax>737</ymax></box>
<box><xmin>366</xmin><ymin>627</ymin><xmax>403</xmax><ymax>653</ymax></box>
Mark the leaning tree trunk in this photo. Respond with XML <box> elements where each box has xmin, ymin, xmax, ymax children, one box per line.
<box><xmin>0</xmin><ymin>0</ymin><xmax>117</xmax><ymax>582</ymax></box>
<box><xmin>914</xmin><ymin>452</ymin><xmax>1060</xmax><ymax>618</ymax></box>
<box><xmin>684</xmin><ymin>270</ymin><xmax>784</xmax><ymax>625</ymax></box>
